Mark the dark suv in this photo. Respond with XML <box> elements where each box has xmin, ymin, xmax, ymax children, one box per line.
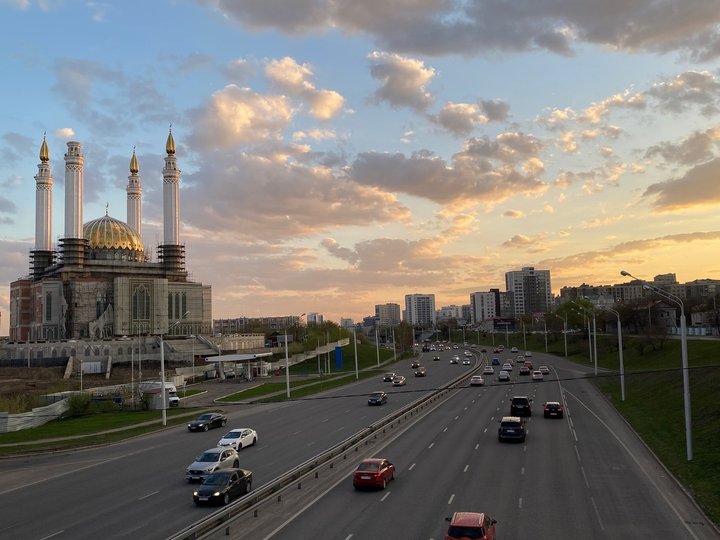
<box><xmin>498</xmin><ymin>416</ymin><xmax>526</xmax><ymax>443</ymax></box>
<box><xmin>510</xmin><ymin>396</ymin><xmax>532</xmax><ymax>416</ymax></box>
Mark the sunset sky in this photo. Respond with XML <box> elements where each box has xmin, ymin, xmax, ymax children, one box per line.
<box><xmin>1</xmin><ymin>0</ymin><xmax>720</xmax><ymax>335</ymax></box>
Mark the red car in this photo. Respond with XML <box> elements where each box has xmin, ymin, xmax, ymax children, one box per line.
<box><xmin>445</xmin><ymin>512</ymin><xmax>497</xmax><ymax>540</ymax></box>
<box><xmin>352</xmin><ymin>458</ymin><xmax>395</xmax><ymax>490</ymax></box>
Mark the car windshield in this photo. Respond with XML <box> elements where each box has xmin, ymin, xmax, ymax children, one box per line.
<box><xmin>223</xmin><ymin>431</ymin><xmax>241</xmax><ymax>439</ymax></box>
<box><xmin>501</xmin><ymin>421</ymin><xmax>520</xmax><ymax>428</ymax></box>
<box><xmin>447</xmin><ymin>526</ymin><xmax>485</xmax><ymax>539</ymax></box>
<box><xmin>202</xmin><ymin>472</ymin><xmax>231</xmax><ymax>486</ymax></box>
<box><xmin>196</xmin><ymin>451</ymin><xmax>221</xmax><ymax>462</ymax></box>
<box><xmin>196</xmin><ymin>414</ymin><xmax>213</xmax><ymax>421</ymax></box>
<box><xmin>370</xmin><ymin>392</ymin><xmax>384</xmax><ymax>398</ymax></box>
<box><xmin>356</xmin><ymin>462</ymin><xmax>380</xmax><ymax>472</ymax></box>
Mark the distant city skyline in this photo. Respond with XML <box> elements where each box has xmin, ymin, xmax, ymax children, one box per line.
<box><xmin>1</xmin><ymin>1</ymin><xmax>719</xmax><ymax>336</ymax></box>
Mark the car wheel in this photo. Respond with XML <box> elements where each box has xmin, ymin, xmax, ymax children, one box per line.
<box><xmin>252</xmin><ymin>437</ymin><xmax>257</xmax><ymax>446</ymax></box>
<box><xmin>223</xmin><ymin>493</ymin><xmax>230</xmax><ymax>505</ymax></box>
<box><xmin>233</xmin><ymin>460</ymin><xmax>239</xmax><ymax>468</ymax></box>
<box><xmin>382</xmin><ymin>478</ymin><xmax>387</xmax><ymax>489</ymax></box>
<box><xmin>221</xmin><ymin>419</ymin><xmax>227</xmax><ymax>426</ymax></box>
<box><xmin>246</xmin><ymin>480</ymin><xmax>252</xmax><ymax>494</ymax></box>
<box><xmin>203</xmin><ymin>425</ymin><xmax>209</xmax><ymax>432</ymax></box>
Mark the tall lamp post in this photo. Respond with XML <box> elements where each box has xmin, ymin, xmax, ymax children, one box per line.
<box><xmin>552</xmin><ymin>313</ymin><xmax>568</xmax><ymax>357</ymax></box>
<box><xmin>160</xmin><ymin>310</ymin><xmax>189</xmax><ymax>426</ymax></box>
<box><xmin>285</xmin><ymin>313</ymin><xmax>306</xmax><ymax>398</ymax></box>
<box><xmin>621</xmin><ymin>270</ymin><xmax>692</xmax><ymax>461</ymax></box>
<box><xmin>602</xmin><ymin>306</ymin><xmax>625</xmax><ymax>401</ymax></box>
<box><xmin>572</xmin><ymin>301</ymin><xmax>597</xmax><ymax>375</ymax></box>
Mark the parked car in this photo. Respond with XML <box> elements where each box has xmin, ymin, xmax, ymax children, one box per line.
<box><xmin>483</xmin><ymin>366</ymin><xmax>495</xmax><ymax>375</ymax></box>
<box><xmin>352</xmin><ymin>458</ymin><xmax>395</xmax><ymax>490</ymax></box>
<box><xmin>186</xmin><ymin>447</ymin><xmax>240</xmax><ymax>482</ymax></box>
<box><xmin>392</xmin><ymin>375</ymin><xmax>407</xmax><ymax>386</ymax></box>
<box><xmin>544</xmin><ymin>401</ymin><xmax>564</xmax><ymax>418</ymax></box>
<box><xmin>188</xmin><ymin>413</ymin><xmax>227</xmax><ymax>432</ymax></box>
<box><xmin>193</xmin><ymin>468</ymin><xmax>252</xmax><ymax>506</ymax></box>
<box><xmin>368</xmin><ymin>391</ymin><xmax>388</xmax><ymax>405</ymax></box>
<box><xmin>383</xmin><ymin>372</ymin><xmax>396</xmax><ymax>382</ymax></box>
<box><xmin>470</xmin><ymin>375</ymin><xmax>485</xmax><ymax>386</ymax></box>
<box><xmin>532</xmin><ymin>370</ymin><xmax>544</xmax><ymax>381</ymax></box>
<box><xmin>498</xmin><ymin>370</ymin><xmax>510</xmax><ymax>382</ymax></box>
<box><xmin>539</xmin><ymin>365</ymin><xmax>550</xmax><ymax>375</ymax></box>
<box><xmin>217</xmin><ymin>428</ymin><xmax>258</xmax><ymax>450</ymax></box>
<box><xmin>510</xmin><ymin>396</ymin><xmax>532</xmax><ymax>416</ymax></box>
<box><xmin>444</xmin><ymin>512</ymin><xmax>497</xmax><ymax>540</ymax></box>
<box><xmin>415</xmin><ymin>367</ymin><xmax>427</xmax><ymax>377</ymax></box>
<box><xmin>498</xmin><ymin>416</ymin><xmax>526</xmax><ymax>443</ymax></box>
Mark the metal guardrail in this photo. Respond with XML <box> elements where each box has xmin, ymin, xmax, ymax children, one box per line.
<box><xmin>168</xmin><ymin>366</ymin><xmax>476</xmax><ymax>540</ymax></box>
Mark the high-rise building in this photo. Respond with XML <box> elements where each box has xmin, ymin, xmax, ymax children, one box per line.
<box><xmin>437</xmin><ymin>305</ymin><xmax>463</xmax><ymax>321</ymax></box>
<box><xmin>404</xmin><ymin>294</ymin><xmax>436</xmax><ymax>326</ymax></box>
<box><xmin>306</xmin><ymin>312</ymin><xmax>324</xmax><ymax>326</ymax></box>
<box><xmin>375</xmin><ymin>303</ymin><xmax>401</xmax><ymax>326</ymax></box>
<box><xmin>505</xmin><ymin>266</ymin><xmax>552</xmax><ymax>316</ymax></box>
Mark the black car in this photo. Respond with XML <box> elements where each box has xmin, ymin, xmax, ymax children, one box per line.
<box><xmin>510</xmin><ymin>396</ymin><xmax>532</xmax><ymax>417</ymax></box>
<box><xmin>188</xmin><ymin>413</ymin><xmax>227</xmax><ymax>432</ymax></box>
<box><xmin>383</xmin><ymin>372</ymin><xmax>396</xmax><ymax>382</ymax></box>
<box><xmin>193</xmin><ymin>468</ymin><xmax>252</xmax><ymax>506</ymax></box>
<box><xmin>368</xmin><ymin>391</ymin><xmax>388</xmax><ymax>405</ymax></box>
<box><xmin>433</xmin><ymin>355</ymin><xmax>441</xmax><ymax>361</ymax></box>
<box><xmin>414</xmin><ymin>367</ymin><xmax>427</xmax><ymax>377</ymax></box>
<box><xmin>411</xmin><ymin>361</ymin><xmax>420</xmax><ymax>368</ymax></box>
<box><xmin>498</xmin><ymin>416</ymin><xmax>526</xmax><ymax>442</ymax></box>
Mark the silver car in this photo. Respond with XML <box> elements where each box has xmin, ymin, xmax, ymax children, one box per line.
<box><xmin>186</xmin><ymin>447</ymin><xmax>240</xmax><ymax>482</ymax></box>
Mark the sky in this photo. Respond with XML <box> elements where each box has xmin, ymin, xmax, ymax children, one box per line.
<box><xmin>1</xmin><ymin>0</ymin><xmax>720</xmax><ymax>335</ymax></box>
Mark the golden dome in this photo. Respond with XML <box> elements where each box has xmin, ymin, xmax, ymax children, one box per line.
<box><xmin>166</xmin><ymin>128</ymin><xmax>175</xmax><ymax>155</ymax></box>
<box><xmin>130</xmin><ymin>147</ymin><xmax>139</xmax><ymax>174</ymax></box>
<box><xmin>84</xmin><ymin>214</ymin><xmax>144</xmax><ymax>254</ymax></box>
<box><xmin>40</xmin><ymin>134</ymin><xmax>50</xmax><ymax>163</ymax></box>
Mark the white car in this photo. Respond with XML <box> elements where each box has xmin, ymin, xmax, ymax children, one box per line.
<box><xmin>511</xmin><ymin>347</ymin><xmax>518</xmax><ymax>353</ymax></box>
<box><xmin>450</xmin><ymin>356</ymin><xmax>459</xmax><ymax>364</ymax></box>
<box><xmin>532</xmin><ymin>370</ymin><xmax>544</xmax><ymax>381</ymax></box>
<box><xmin>464</xmin><ymin>351</ymin><xmax>473</xmax><ymax>357</ymax></box>
<box><xmin>539</xmin><ymin>365</ymin><xmax>550</xmax><ymax>375</ymax></box>
<box><xmin>186</xmin><ymin>447</ymin><xmax>239</xmax><ymax>482</ymax></box>
<box><xmin>218</xmin><ymin>428</ymin><xmax>258</xmax><ymax>450</ymax></box>
<box><xmin>517</xmin><ymin>355</ymin><xmax>526</xmax><ymax>363</ymax></box>
<box><xmin>470</xmin><ymin>375</ymin><xmax>485</xmax><ymax>386</ymax></box>
<box><xmin>525</xmin><ymin>351</ymin><xmax>533</xmax><ymax>357</ymax></box>
<box><xmin>483</xmin><ymin>366</ymin><xmax>495</xmax><ymax>375</ymax></box>
<box><xmin>502</xmin><ymin>362</ymin><xmax>513</xmax><ymax>372</ymax></box>
<box><xmin>498</xmin><ymin>370</ymin><xmax>510</xmax><ymax>382</ymax></box>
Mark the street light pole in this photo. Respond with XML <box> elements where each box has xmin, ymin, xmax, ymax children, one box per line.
<box><xmin>621</xmin><ymin>270</ymin><xmax>692</xmax><ymax>461</ymax></box>
<box><xmin>353</xmin><ymin>326</ymin><xmax>359</xmax><ymax>379</ymax></box>
<box><xmin>161</xmin><ymin>310</ymin><xmax>189</xmax><ymax>426</ymax></box>
<box><xmin>553</xmin><ymin>313</ymin><xmax>568</xmax><ymax>357</ymax></box>
<box><xmin>285</xmin><ymin>313</ymin><xmax>305</xmax><ymax>399</ymax></box>
<box><xmin>603</xmin><ymin>306</ymin><xmax>625</xmax><ymax>401</ymax></box>
<box><xmin>543</xmin><ymin>317</ymin><xmax>548</xmax><ymax>353</ymax></box>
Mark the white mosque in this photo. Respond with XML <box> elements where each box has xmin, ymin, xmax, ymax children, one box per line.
<box><xmin>8</xmin><ymin>131</ymin><xmax>212</xmax><ymax>343</ymax></box>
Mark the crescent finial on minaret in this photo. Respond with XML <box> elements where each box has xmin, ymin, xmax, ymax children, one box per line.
<box><xmin>130</xmin><ymin>145</ymin><xmax>139</xmax><ymax>174</ymax></box>
<box><xmin>40</xmin><ymin>132</ymin><xmax>50</xmax><ymax>162</ymax></box>
<box><xmin>166</xmin><ymin>125</ymin><xmax>175</xmax><ymax>155</ymax></box>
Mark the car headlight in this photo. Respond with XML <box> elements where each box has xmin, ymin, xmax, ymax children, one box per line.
<box><xmin>213</xmin><ymin>491</ymin><xmax>221</xmax><ymax>497</ymax></box>
<box><xmin>193</xmin><ymin>491</ymin><xmax>199</xmax><ymax>496</ymax></box>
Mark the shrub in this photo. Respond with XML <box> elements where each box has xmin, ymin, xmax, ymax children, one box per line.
<box><xmin>66</xmin><ymin>393</ymin><xmax>92</xmax><ymax>417</ymax></box>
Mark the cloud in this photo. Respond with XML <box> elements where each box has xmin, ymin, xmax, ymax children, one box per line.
<box><xmin>642</xmin><ymin>158</ymin><xmax>720</xmax><ymax>211</ymax></box>
<box><xmin>351</xmin><ymin>131</ymin><xmax>548</xmax><ymax>206</ymax></box>
<box><xmin>645</xmin><ymin>127</ymin><xmax>720</xmax><ymax>165</ymax></box>
<box><xmin>203</xmin><ymin>0</ymin><xmax>720</xmax><ymax>60</ymax></box>
<box><xmin>367</xmin><ymin>51</ymin><xmax>435</xmax><ymax>111</ymax></box>
<box><xmin>432</xmin><ymin>102</ymin><xmax>488</xmax><ymax>136</ymax></box>
<box><xmin>502</xmin><ymin>233</ymin><xmax>551</xmax><ymax>253</ymax></box>
<box><xmin>54</xmin><ymin>127</ymin><xmax>75</xmax><ymax>139</ymax></box>
<box><xmin>1</xmin><ymin>132</ymin><xmax>34</xmax><ymax>165</ymax></box>
<box><xmin>292</xmin><ymin>129</ymin><xmax>337</xmax><ymax>141</ymax></box>
<box><xmin>224</xmin><ymin>58</ymin><xmax>255</xmax><ymax>83</ymax></box>
<box><xmin>189</xmin><ymin>85</ymin><xmax>294</xmax><ymax>150</ymax></box>
<box><xmin>265</xmin><ymin>57</ymin><xmax>345</xmax><ymax>120</ymax></box>
<box><xmin>504</xmin><ymin>210</ymin><xmax>525</xmax><ymax>218</ymax></box>
<box><xmin>645</xmin><ymin>71</ymin><xmax>720</xmax><ymax>115</ymax></box>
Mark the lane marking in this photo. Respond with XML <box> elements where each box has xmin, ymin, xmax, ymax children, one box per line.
<box><xmin>521</xmin><ymin>467</ymin><xmax>525</xmax><ymax>475</ymax></box>
<box><xmin>474</xmin><ymin>443</ymin><xmax>480</xmax><ymax>450</ymax></box>
<box><xmin>428</xmin><ymin>442</ymin><xmax>435</xmax><ymax>449</ymax></box>
<box><xmin>443</xmin><ymin>427</ymin><xmax>448</xmax><ymax>433</ymax></box>
<box><xmin>39</xmin><ymin>531</ymin><xmax>65</xmax><ymax>540</ymax></box>
<box><xmin>574</xmin><ymin>446</ymin><xmax>581</xmax><ymax>462</ymax></box>
<box><xmin>580</xmin><ymin>466</ymin><xmax>590</xmax><ymax>488</ymax></box>
<box><xmin>320</xmin><ymin>418</ymin><xmax>329</xmax><ymax>423</ymax></box>
<box><xmin>591</xmin><ymin>496</ymin><xmax>605</xmax><ymax>531</ymax></box>
<box><xmin>380</xmin><ymin>492</ymin><xmax>391</xmax><ymax>502</ymax></box>
<box><xmin>408</xmin><ymin>463</ymin><xmax>416</xmax><ymax>471</ymax></box>
<box><xmin>448</xmin><ymin>494</ymin><xmax>455</xmax><ymax>505</ymax></box>
<box><xmin>138</xmin><ymin>490</ymin><xmax>159</xmax><ymax>501</ymax></box>
<box><xmin>518</xmin><ymin>497</ymin><xmax>523</xmax><ymax>509</ymax></box>
<box><xmin>463</xmin><ymin>465</ymin><xmax>469</xmax><ymax>473</ymax></box>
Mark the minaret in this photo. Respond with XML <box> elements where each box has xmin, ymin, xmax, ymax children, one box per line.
<box><xmin>30</xmin><ymin>134</ymin><xmax>55</xmax><ymax>276</ymax></box>
<box><xmin>60</xmin><ymin>141</ymin><xmax>87</xmax><ymax>267</ymax></box>
<box><xmin>126</xmin><ymin>147</ymin><xmax>142</xmax><ymax>237</ymax></box>
<box><xmin>159</xmin><ymin>128</ymin><xmax>185</xmax><ymax>272</ymax></box>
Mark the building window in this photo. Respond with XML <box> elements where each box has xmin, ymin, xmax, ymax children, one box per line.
<box><xmin>46</xmin><ymin>292</ymin><xmax>52</xmax><ymax>322</ymax></box>
<box><xmin>132</xmin><ymin>285</ymin><xmax>150</xmax><ymax>321</ymax></box>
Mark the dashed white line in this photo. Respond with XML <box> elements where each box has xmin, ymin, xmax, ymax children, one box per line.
<box><xmin>521</xmin><ymin>467</ymin><xmax>525</xmax><ymax>475</ymax></box>
<box><xmin>39</xmin><ymin>531</ymin><xmax>65</xmax><ymax>540</ymax></box>
<box><xmin>483</xmin><ymin>428</ymin><xmax>487</xmax><ymax>433</ymax></box>
<box><xmin>408</xmin><ymin>463</ymin><xmax>416</xmax><ymax>471</ymax></box>
<box><xmin>475</xmin><ymin>443</ymin><xmax>480</xmax><ymax>450</ymax></box>
<box><xmin>448</xmin><ymin>494</ymin><xmax>455</xmax><ymax>505</ymax></box>
<box><xmin>320</xmin><ymin>418</ymin><xmax>329</xmax><ymax>423</ymax></box>
<box><xmin>580</xmin><ymin>466</ymin><xmax>590</xmax><ymax>488</ymax></box>
<box><xmin>138</xmin><ymin>490</ymin><xmax>159</xmax><ymax>500</ymax></box>
<box><xmin>454</xmin><ymin>415</ymin><xmax>459</xmax><ymax>420</ymax></box>
<box><xmin>574</xmin><ymin>445</ymin><xmax>581</xmax><ymax>462</ymax></box>
<box><xmin>518</xmin><ymin>497</ymin><xmax>523</xmax><ymax>509</ymax></box>
<box><xmin>443</xmin><ymin>427</ymin><xmax>448</xmax><ymax>433</ymax></box>
<box><xmin>344</xmin><ymin>535</ymin><xmax>353</xmax><ymax>540</ymax></box>
<box><xmin>428</xmin><ymin>442</ymin><xmax>435</xmax><ymax>449</ymax></box>
<box><xmin>380</xmin><ymin>492</ymin><xmax>391</xmax><ymax>502</ymax></box>
<box><xmin>464</xmin><ymin>465</ymin><xmax>469</xmax><ymax>472</ymax></box>
<box><xmin>591</xmin><ymin>496</ymin><xmax>605</xmax><ymax>531</ymax></box>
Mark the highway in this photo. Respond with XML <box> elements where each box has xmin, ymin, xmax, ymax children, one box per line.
<box><xmin>0</xmin><ymin>346</ymin><xmax>716</xmax><ymax>539</ymax></box>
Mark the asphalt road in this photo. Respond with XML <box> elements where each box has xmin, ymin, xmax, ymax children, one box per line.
<box><xmin>0</xmin><ymin>347</ymin><xmax>479</xmax><ymax>539</ymax></box>
<box><xmin>267</xmin><ymin>351</ymin><xmax>718</xmax><ymax>540</ymax></box>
